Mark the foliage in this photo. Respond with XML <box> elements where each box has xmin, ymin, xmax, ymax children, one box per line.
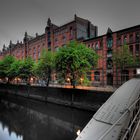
<box><xmin>18</xmin><ymin>57</ymin><xmax>34</xmax><ymax>83</ymax></box>
<box><xmin>112</xmin><ymin>45</ymin><xmax>134</xmax><ymax>70</ymax></box>
<box><xmin>7</xmin><ymin>59</ymin><xmax>22</xmax><ymax>80</ymax></box>
<box><xmin>34</xmin><ymin>49</ymin><xmax>56</xmax><ymax>86</ymax></box>
<box><xmin>113</xmin><ymin>45</ymin><xmax>135</xmax><ymax>85</ymax></box>
<box><xmin>55</xmin><ymin>41</ymin><xmax>98</xmax><ymax>88</ymax></box>
<box><xmin>81</xmin><ymin>76</ymin><xmax>91</xmax><ymax>86</ymax></box>
<box><xmin>0</xmin><ymin>60</ymin><xmax>5</xmax><ymax>79</ymax></box>
<box><xmin>0</xmin><ymin>55</ymin><xmax>15</xmax><ymax>82</ymax></box>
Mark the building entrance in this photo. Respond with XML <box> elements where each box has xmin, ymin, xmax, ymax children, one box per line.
<box><xmin>107</xmin><ymin>73</ymin><xmax>113</xmax><ymax>85</ymax></box>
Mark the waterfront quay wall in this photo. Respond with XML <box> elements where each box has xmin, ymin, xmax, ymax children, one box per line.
<box><xmin>0</xmin><ymin>84</ymin><xmax>112</xmax><ymax>111</ymax></box>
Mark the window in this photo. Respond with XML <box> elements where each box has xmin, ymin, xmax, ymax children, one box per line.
<box><xmin>70</xmin><ymin>26</ymin><xmax>73</xmax><ymax>39</ymax></box>
<box><xmin>136</xmin><ymin>44</ymin><xmax>139</xmax><ymax>55</ymax></box>
<box><xmin>88</xmin><ymin>44</ymin><xmax>90</xmax><ymax>48</ymax></box>
<box><xmin>129</xmin><ymin>45</ymin><xmax>133</xmax><ymax>55</ymax></box>
<box><xmin>123</xmin><ymin>35</ymin><xmax>127</xmax><ymax>44</ymax></box>
<box><xmin>95</xmin><ymin>43</ymin><xmax>99</xmax><ymax>50</ymax></box>
<box><xmin>136</xmin><ymin>32</ymin><xmax>140</xmax><ymax>42</ymax></box>
<box><xmin>62</xmin><ymin>35</ymin><xmax>66</xmax><ymax>43</ymax></box>
<box><xmin>117</xmin><ymin>37</ymin><xmax>121</xmax><ymax>46</ymax></box>
<box><xmin>107</xmin><ymin>50</ymin><xmax>112</xmax><ymax>57</ymax></box>
<box><xmin>92</xmin><ymin>44</ymin><xmax>95</xmax><ymax>49</ymax></box>
<box><xmin>107</xmin><ymin>38</ymin><xmax>113</xmax><ymax>48</ymax></box>
<box><xmin>129</xmin><ymin>34</ymin><xmax>133</xmax><ymax>43</ymax></box>
<box><xmin>107</xmin><ymin>58</ymin><xmax>113</xmax><ymax>69</ymax></box>
<box><xmin>94</xmin><ymin>71</ymin><xmax>100</xmax><ymax>81</ymax></box>
<box><xmin>100</xmin><ymin>40</ymin><xmax>103</xmax><ymax>48</ymax></box>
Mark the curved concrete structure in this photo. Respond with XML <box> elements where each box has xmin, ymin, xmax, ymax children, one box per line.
<box><xmin>76</xmin><ymin>78</ymin><xmax>140</xmax><ymax>140</ymax></box>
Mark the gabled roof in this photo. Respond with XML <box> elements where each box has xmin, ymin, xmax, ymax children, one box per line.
<box><xmin>107</xmin><ymin>27</ymin><xmax>112</xmax><ymax>34</ymax></box>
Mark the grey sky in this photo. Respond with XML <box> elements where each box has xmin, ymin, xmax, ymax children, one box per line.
<box><xmin>0</xmin><ymin>0</ymin><xmax>140</xmax><ymax>49</ymax></box>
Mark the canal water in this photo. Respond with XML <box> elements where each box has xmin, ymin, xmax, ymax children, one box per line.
<box><xmin>0</xmin><ymin>96</ymin><xmax>94</xmax><ymax>140</ymax></box>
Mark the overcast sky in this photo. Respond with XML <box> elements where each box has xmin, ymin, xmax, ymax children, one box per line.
<box><xmin>0</xmin><ymin>0</ymin><xmax>140</xmax><ymax>49</ymax></box>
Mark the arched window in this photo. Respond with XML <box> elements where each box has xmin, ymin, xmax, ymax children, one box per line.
<box><xmin>88</xmin><ymin>44</ymin><xmax>90</xmax><ymax>48</ymax></box>
<box><xmin>117</xmin><ymin>37</ymin><xmax>121</xmax><ymax>46</ymax></box>
<box><xmin>129</xmin><ymin>34</ymin><xmax>133</xmax><ymax>43</ymax></box>
<box><xmin>95</xmin><ymin>43</ymin><xmax>99</xmax><ymax>50</ymax></box>
<box><xmin>107</xmin><ymin>37</ymin><xmax>113</xmax><ymax>48</ymax></box>
<box><xmin>136</xmin><ymin>32</ymin><xmax>140</xmax><ymax>42</ymax></box>
<box><xmin>123</xmin><ymin>35</ymin><xmax>127</xmax><ymax>44</ymax></box>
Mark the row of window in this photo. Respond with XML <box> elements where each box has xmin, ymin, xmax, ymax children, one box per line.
<box><xmin>93</xmin><ymin>69</ymin><xmax>137</xmax><ymax>82</ymax></box>
<box><xmin>117</xmin><ymin>32</ymin><xmax>140</xmax><ymax>45</ymax></box>
<box><xmin>88</xmin><ymin>42</ymin><xmax>100</xmax><ymax>50</ymax></box>
<box><xmin>129</xmin><ymin>44</ymin><xmax>140</xmax><ymax>55</ymax></box>
<box><xmin>54</xmin><ymin>26</ymin><xmax>74</xmax><ymax>36</ymax></box>
<box><xmin>54</xmin><ymin>34</ymin><xmax>74</xmax><ymax>46</ymax></box>
<box><xmin>87</xmin><ymin>33</ymin><xmax>140</xmax><ymax>50</ymax></box>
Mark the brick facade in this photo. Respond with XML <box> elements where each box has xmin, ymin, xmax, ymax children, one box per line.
<box><xmin>0</xmin><ymin>15</ymin><xmax>140</xmax><ymax>86</ymax></box>
<box><xmin>84</xmin><ymin>25</ymin><xmax>140</xmax><ymax>86</ymax></box>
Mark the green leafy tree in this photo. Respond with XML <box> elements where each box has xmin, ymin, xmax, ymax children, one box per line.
<box><xmin>0</xmin><ymin>60</ymin><xmax>5</xmax><ymax>79</ymax></box>
<box><xmin>34</xmin><ymin>49</ymin><xmax>56</xmax><ymax>86</ymax></box>
<box><xmin>0</xmin><ymin>55</ymin><xmax>15</xmax><ymax>83</ymax></box>
<box><xmin>55</xmin><ymin>41</ymin><xmax>98</xmax><ymax>88</ymax></box>
<box><xmin>19</xmin><ymin>57</ymin><xmax>34</xmax><ymax>84</ymax></box>
<box><xmin>113</xmin><ymin>45</ymin><xmax>134</xmax><ymax>84</ymax></box>
<box><xmin>7</xmin><ymin>59</ymin><xmax>22</xmax><ymax>81</ymax></box>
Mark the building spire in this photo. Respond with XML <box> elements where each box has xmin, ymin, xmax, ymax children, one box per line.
<box><xmin>74</xmin><ymin>14</ymin><xmax>77</xmax><ymax>20</ymax></box>
<box><xmin>10</xmin><ymin>40</ymin><xmax>12</xmax><ymax>45</ymax></box>
<box><xmin>107</xmin><ymin>27</ymin><xmax>112</xmax><ymax>34</ymax></box>
<box><xmin>47</xmin><ymin>17</ymin><xmax>51</xmax><ymax>26</ymax></box>
<box><xmin>25</xmin><ymin>31</ymin><xmax>28</xmax><ymax>37</ymax></box>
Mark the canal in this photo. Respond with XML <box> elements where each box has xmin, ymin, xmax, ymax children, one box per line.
<box><xmin>0</xmin><ymin>95</ymin><xmax>94</xmax><ymax>140</ymax></box>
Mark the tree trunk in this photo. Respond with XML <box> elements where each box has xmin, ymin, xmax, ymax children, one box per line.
<box><xmin>46</xmin><ymin>68</ymin><xmax>51</xmax><ymax>87</ymax></box>
<box><xmin>72</xmin><ymin>74</ymin><xmax>76</xmax><ymax>89</ymax></box>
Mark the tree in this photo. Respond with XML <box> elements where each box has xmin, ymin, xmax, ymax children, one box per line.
<box><xmin>34</xmin><ymin>49</ymin><xmax>56</xmax><ymax>86</ymax></box>
<box><xmin>55</xmin><ymin>41</ymin><xmax>98</xmax><ymax>88</ymax></box>
<box><xmin>0</xmin><ymin>60</ymin><xmax>6</xmax><ymax>79</ymax></box>
<box><xmin>112</xmin><ymin>45</ymin><xmax>134</xmax><ymax>84</ymax></box>
<box><xmin>0</xmin><ymin>55</ymin><xmax>15</xmax><ymax>83</ymax></box>
<box><xmin>18</xmin><ymin>57</ymin><xmax>34</xmax><ymax>84</ymax></box>
<box><xmin>7</xmin><ymin>59</ymin><xmax>22</xmax><ymax>82</ymax></box>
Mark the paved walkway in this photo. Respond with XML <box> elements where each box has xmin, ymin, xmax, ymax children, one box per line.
<box><xmin>48</xmin><ymin>84</ymin><xmax>116</xmax><ymax>92</ymax></box>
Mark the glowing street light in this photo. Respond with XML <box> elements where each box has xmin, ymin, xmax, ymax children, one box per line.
<box><xmin>67</xmin><ymin>77</ymin><xmax>70</xmax><ymax>82</ymax></box>
<box><xmin>76</xmin><ymin>130</ymin><xmax>81</xmax><ymax>136</ymax></box>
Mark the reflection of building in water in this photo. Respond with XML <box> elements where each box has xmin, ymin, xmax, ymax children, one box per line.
<box><xmin>0</xmin><ymin>99</ymin><xmax>92</xmax><ymax>140</ymax></box>
<box><xmin>0</xmin><ymin>123</ymin><xmax>23</xmax><ymax>140</ymax></box>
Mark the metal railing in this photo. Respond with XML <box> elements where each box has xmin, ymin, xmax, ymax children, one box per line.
<box><xmin>121</xmin><ymin>98</ymin><xmax>140</xmax><ymax>140</ymax></box>
<box><xmin>97</xmin><ymin>97</ymin><xmax>140</xmax><ymax>140</ymax></box>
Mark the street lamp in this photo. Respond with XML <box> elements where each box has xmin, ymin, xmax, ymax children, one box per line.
<box><xmin>67</xmin><ymin>77</ymin><xmax>70</xmax><ymax>83</ymax></box>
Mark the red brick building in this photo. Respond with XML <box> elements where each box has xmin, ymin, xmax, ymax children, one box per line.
<box><xmin>84</xmin><ymin>25</ymin><xmax>140</xmax><ymax>86</ymax></box>
<box><xmin>0</xmin><ymin>15</ymin><xmax>140</xmax><ymax>86</ymax></box>
<box><xmin>0</xmin><ymin>15</ymin><xmax>97</xmax><ymax>61</ymax></box>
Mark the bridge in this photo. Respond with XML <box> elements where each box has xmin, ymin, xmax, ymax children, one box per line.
<box><xmin>76</xmin><ymin>78</ymin><xmax>140</xmax><ymax>140</ymax></box>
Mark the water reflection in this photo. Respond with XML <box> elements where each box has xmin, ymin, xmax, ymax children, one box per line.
<box><xmin>0</xmin><ymin>123</ymin><xmax>23</xmax><ymax>140</ymax></box>
<box><xmin>0</xmin><ymin>97</ymin><xmax>94</xmax><ymax>140</ymax></box>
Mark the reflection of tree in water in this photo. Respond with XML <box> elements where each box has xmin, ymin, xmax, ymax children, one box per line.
<box><xmin>0</xmin><ymin>99</ymin><xmax>93</xmax><ymax>140</ymax></box>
